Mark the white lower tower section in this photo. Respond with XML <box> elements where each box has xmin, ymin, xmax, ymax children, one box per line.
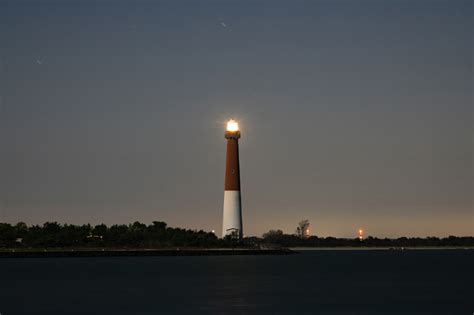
<box><xmin>222</xmin><ymin>190</ymin><xmax>242</xmax><ymax>238</ymax></box>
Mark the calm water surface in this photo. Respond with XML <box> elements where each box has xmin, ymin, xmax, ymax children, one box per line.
<box><xmin>1</xmin><ymin>250</ymin><xmax>473</xmax><ymax>314</ymax></box>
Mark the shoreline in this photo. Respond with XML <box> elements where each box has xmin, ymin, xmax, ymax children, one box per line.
<box><xmin>0</xmin><ymin>247</ymin><xmax>471</xmax><ymax>258</ymax></box>
<box><xmin>0</xmin><ymin>248</ymin><xmax>295</xmax><ymax>258</ymax></box>
<box><xmin>290</xmin><ymin>246</ymin><xmax>474</xmax><ymax>251</ymax></box>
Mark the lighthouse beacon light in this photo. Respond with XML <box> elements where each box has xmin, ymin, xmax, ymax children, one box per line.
<box><xmin>227</xmin><ymin>119</ymin><xmax>239</xmax><ymax>132</ymax></box>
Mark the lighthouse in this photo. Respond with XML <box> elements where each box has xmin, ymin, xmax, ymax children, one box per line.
<box><xmin>222</xmin><ymin>119</ymin><xmax>243</xmax><ymax>239</ymax></box>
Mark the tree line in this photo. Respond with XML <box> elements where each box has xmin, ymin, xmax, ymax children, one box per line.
<box><xmin>0</xmin><ymin>221</ymin><xmax>221</xmax><ymax>248</ymax></box>
<box><xmin>0</xmin><ymin>221</ymin><xmax>472</xmax><ymax>249</ymax></box>
<box><xmin>259</xmin><ymin>229</ymin><xmax>474</xmax><ymax>248</ymax></box>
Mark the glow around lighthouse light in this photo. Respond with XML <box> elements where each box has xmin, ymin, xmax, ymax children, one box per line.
<box><xmin>227</xmin><ymin>119</ymin><xmax>239</xmax><ymax>132</ymax></box>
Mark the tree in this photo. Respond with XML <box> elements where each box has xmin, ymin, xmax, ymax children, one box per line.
<box><xmin>93</xmin><ymin>224</ymin><xmax>108</xmax><ymax>238</ymax></box>
<box><xmin>262</xmin><ymin>229</ymin><xmax>284</xmax><ymax>243</ymax></box>
<box><xmin>296</xmin><ymin>220</ymin><xmax>310</xmax><ymax>239</ymax></box>
<box><xmin>15</xmin><ymin>222</ymin><xmax>28</xmax><ymax>238</ymax></box>
<box><xmin>0</xmin><ymin>223</ymin><xmax>15</xmax><ymax>246</ymax></box>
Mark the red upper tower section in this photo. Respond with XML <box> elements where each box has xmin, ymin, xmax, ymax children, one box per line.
<box><xmin>224</xmin><ymin>120</ymin><xmax>241</xmax><ymax>191</ymax></box>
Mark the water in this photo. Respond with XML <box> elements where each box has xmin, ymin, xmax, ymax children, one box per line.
<box><xmin>1</xmin><ymin>250</ymin><xmax>472</xmax><ymax>314</ymax></box>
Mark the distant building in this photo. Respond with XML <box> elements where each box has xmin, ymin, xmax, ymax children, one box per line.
<box><xmin>86</xmin><ymin>233</ymin><xmax>103</xmax><ymax>240</ymax></box>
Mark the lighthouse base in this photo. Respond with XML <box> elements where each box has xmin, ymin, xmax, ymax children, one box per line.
<box><xmin>222</xmin><ymin>190</ymin><xmax>243</xmax><ymax>238</ymax></box>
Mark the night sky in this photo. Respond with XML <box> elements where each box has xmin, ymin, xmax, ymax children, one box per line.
<box><xmin>0</xmin><ymin>0</ymin><xmax>472</xmax><ymax>237</ymax></box>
